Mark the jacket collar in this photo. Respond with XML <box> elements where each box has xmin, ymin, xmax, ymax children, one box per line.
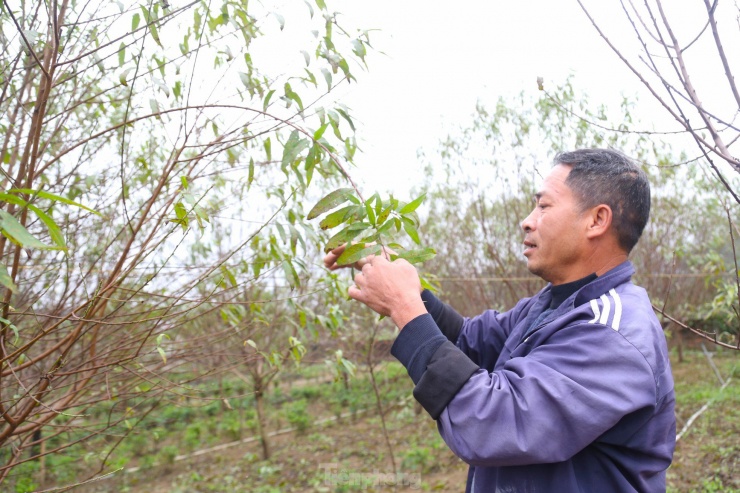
<box><xmin>572</xmin><ymin>260</ymin><xmax>634</xmax><ymax>308</ymax></box>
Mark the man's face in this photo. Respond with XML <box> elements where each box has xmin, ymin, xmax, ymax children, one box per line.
<box><xmin>521</xmin><ymin>164</ymin><xmax>591</xmax><ymax>285</ymax></box>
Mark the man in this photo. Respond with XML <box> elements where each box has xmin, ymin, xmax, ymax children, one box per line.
<box><xmin>324</xmin><ymin>149</ymin><xmax>676</xmax><ymax>492</ymax></box>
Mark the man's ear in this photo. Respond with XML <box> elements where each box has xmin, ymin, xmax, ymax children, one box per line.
<box><xmin>585</xmin><ymin>204</ymin><xmax>612</xmax><ymax>240</ymax></box>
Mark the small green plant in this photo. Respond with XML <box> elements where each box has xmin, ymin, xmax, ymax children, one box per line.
<box><xmin>283</xmin><ymin>399</ymin><xmax>312</xmax><ymax>434</ymax></box>
<box><xmin>699</xmin><ymin>476</ymin><xmax>726</xmax><ymax>493</ymax></box>
<box><xmin>401</xmin><ymin>445</ymin><xmax>435</xmax><ymax>474</ymax></box>
<box><xmin>157</xmin><ymin>444</ymin><xmax>179</xmax><ymax>466</ymax></box>
<box><xmin>184</xmin><ymin>422</ymin><xmax>204</xmax><ymax>450</ymax></box>
<box><xmin>217</xmin><ymin>413</ymin><xmax>244</xmax><ymax>441</ymax></box>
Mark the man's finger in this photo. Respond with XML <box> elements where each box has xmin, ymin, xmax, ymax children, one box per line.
<box><xmin>348</xmin><ymin>284</ymin><xmax>363</xmax><ymax>302</ymax></box>
<box><xmin>323</xmin><ymin>244</ymin><xmax>347</xmax><ymax>269</ymax></box>
<box><xmin>354</xmin><ymin>271</ymin><xmax>366</xmax><ymax>287</ymax></box>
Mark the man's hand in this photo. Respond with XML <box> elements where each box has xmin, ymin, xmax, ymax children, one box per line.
<box><xmin>347</xmin><ymin>255</ymin><xmax>426</xmax><ymax>329</ymax></box>
<box><xmin>323</xmin><ymin>243</ymin><xmax>357</xmax><ymax>270</ymax></box>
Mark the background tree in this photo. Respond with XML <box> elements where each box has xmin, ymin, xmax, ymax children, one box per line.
<box><xmin>0</xmin><ymin>0</ymin><xmax>377</xmax><ymax>487</ymax></box>
<box><xmin>417</xmin><ymin>80</ymin><xmax>736</xmax><ymax>349</ymax></box>
<box><xmin>576</xmin><ymin>0</ymin><xmax>740</xmax><ymax>348</ymax></box>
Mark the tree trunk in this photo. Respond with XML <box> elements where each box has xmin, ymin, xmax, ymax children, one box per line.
<box><xmin>254</xmin><ymin>386</ymin><xmax>271</xmax><ymax>460</ymax></box>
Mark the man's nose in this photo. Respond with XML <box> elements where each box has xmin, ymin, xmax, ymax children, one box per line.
<box><xmin>521</xmin><ymin>210</ymin><xmax>535</xmax><ymax>233</ymax></box>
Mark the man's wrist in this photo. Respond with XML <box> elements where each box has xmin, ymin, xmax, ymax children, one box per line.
<box><xmin>390</xmin><ymin>297</ymin><xmax>427</xmax><ymax>330</ymax></box>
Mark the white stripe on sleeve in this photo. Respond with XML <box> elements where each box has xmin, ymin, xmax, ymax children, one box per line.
<box><xmin>599</xmin><ymin>294</ymin><xmax>611</xmax><ymax>325</ymax></box>
<box><xmin>609</xmin><ymin>288</ymin><xmax>622</xmax><ymax>331</ymax></box>
<box><xmin>589</xmin><ymin>299</ymin><xmax>600</xmax><ymax>324</ymax></box>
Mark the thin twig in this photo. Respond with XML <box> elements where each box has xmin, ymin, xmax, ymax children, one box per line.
<box><xmin>1</xmin><ymin>0</ymin><xmax>51</xmax><ymax>81</ymax></box>
<box><xmin>367</xmin><ymin>321</ymin><xmax>397</xmax><ymax>476</ymax></box>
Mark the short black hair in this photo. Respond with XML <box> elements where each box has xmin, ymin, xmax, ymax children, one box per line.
<box><xmin>554</xmin><ymin>148</ymin><xmax>651</xmax><ymax>253</ymax></box>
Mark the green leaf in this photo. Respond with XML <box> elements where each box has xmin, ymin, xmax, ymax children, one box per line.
<box><xmin>324</xmin><ymin>223</ymin><xmax>369</xmax><ymax>252</ymax></box>
<box><xmin>221</xmin><ymin>266</ymin><xmax>237</xmax><ymax>288</ymax></box>
<box><xmin>336</xmin><ymin>243</ymin><xmax>381</xmax><ymax>266</ymax></box>
<box><xmin>27</xmin><ymin>205</ymin><xmax>66</xmax><ymax>249</ymax></box>
<box><xmin>307</xmin><ymin>188</ymin><xmax>355</xmax><ymax>220</ymax></box>
<box><xmin>248</xmin><ymin>158</ymin><xmax>255</xmax><ymax>188</ymax></box>
<box><xmin>336</xmin><ymin>107</ymin><xmax>355</xmax><ymax>132</ymax></box>
<box><xmin>154</xmin><ymin>78</ymin><xmax>169</xmax><ymax>97</ymax></box>
<box><xmin>0</xmin><ymin>193</ymin><xmax>28</xmax><ymax>207</ymax></box>
<box><xmin>9</xmin><ymin>189</ymin><xmax>100</xmax><ymax>215</ymax></box>
<box><xmin>174</xmin><ymin>202</ymin><xmax>187</xmax><ymax>220</ymax></box>
<box><xmin>376</xmin><ymin>218</ymin><xmax>394</xmax><ymax>236</ymax></box>
<box><xmin>282</xmin><ymin>259</ymin><xmax>300</xmax><ymax>288</ymax></box>
<box><xmin>347</xmin><ymin>194</ymin><xmax>361</xmax><ymax>205</ymax></box>
<box><xmin>263</xmin><ymin>89</ymin><xmax>276</xmax><ymax>111</ymax></box>
<box><xmin>376</xmin><ymin>205</ymin><xmax>392</xmax><ymax>225</ymax></box>
<box><xmin>320</xmin><ymin>68</ymin><xmax>332</xmax><ymax>91</ymax></box>
<box><xmin>374</xmin><ymin>194</ymin><xmax>382</xmax><ymax>217</ymax></box>
<box><xmin>157</xmin><ymin>347</ymin><xmax>167</xmax><ymax>364</ymax></box>
<box><xmin>149</xmin><ymin>24</ymin><xmax>162</xmax><ymax>48</ymax></box>
<box><xmin>119</xmin><ymin>68</ymin><xmax>133</xmax><ymax>86</ymax></box>
<box><xmin>284</xmin><ymin>83</ymin><xmax>304</xmax><ymax>112</ymax></box>
<box><xmin>149</xmin><ymin>98</ymin><xmax>160</xmax><ymax>115</ymax></box>
<box><xmin>281</xmin><ymin>130</ymin><xmax>309</xmax><ymax>169</ymax></box>
<box><xmin>0</xmin><ymin>210</ymin><xmax>60</xmax><ymax>250</ymax></box>
<box><xmin>0</xmin><ymin>265</ymin><xmax>17</xmax><ymax>292</ymax></box>
<box><xmin>319</xmin><ymin>205</ymin><xmax>354</xmax><ymax>230</ymax></box>
<box><xmin>132</xmin><ymin>12</ymin><xmax>141</xmax><ymax>31</ymax></box>
<box><xmin>313</xmin><ymin>123</ymin><xmax>329</xmax><ymax>141</ymax></box>
<box><xmin>145</xmin><ymin>7</ymin><xmax>163</xmax><ymax>48</ymax></box>
<box><xmin>193</xmin><ymin>9</ymin><xmax>201</xmax><ymax>31</ymax></box>
<box><xmin>420</xmin><ymin>275</ymin><xmax>436</xmax><ymax>292</ymax></box>
<box><xmin>118</xmin><ymin>42</ymin><xmax>126</xmax><ymax>67</ymax></box>
<box><xmin>338</xmin><ymin>58</ymin><xmax>352</xmax><ymax>80</ymax></box>
<box><xmin>364</xmin><ymin>201</ymin><xmax>376</xmax><ymax>226</ymax></box>
<box><xmin>193</xmin><ymin>205</ymin><xmax>209</xmax><ymax>228</ymax></box>
<box><xmin>264</xmin><ymin>137</ymin><xmax>272</xmax><ymax>162</ymax></box>
<box><xmin>403</xmin><ymin>219</ymin><xmax>420</xmax><ymax>245</ymax></box>
<box><xmin>399</xmin><ymin>193</ymin><xmax>426</xmax><ymax>214</ymax></box>
<box><xmin>351</xmin><ymin>39</ymin><xmax>366</xmax><ymax>60</ymax></box>
<box><xmin>0</xmin><ymin>316</ymin><xmax>19</xmax><ymax>344</ymax></box>
<box><xmin>395</xmin><ymin>247</ymin><xmax>436</xmax><ymax>264</ymax></box>
<box><xmin>358</xmin><ymin>232</ymin><xmax>380</xmax><ymax>245</ymax></box>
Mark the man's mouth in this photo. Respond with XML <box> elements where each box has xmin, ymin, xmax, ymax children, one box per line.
<box><xmin>523</xmin><ymin>240</ymin><xmax>537</xmax><ymax>256</ymax></box>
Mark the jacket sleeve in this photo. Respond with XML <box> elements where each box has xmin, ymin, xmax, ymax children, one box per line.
<box><xmin>421</xmin><ymin>290</ymin><xmax>464</xmax><ymax>342</ymax></box>
<box><xmin>433</xmin><ymin>322</ymin><xmax>658</xmax><ymax>467</ymax></box>
<box><xmin>455</xmin><ymin>296</ymin><xmax>533</xmax><ymax>369</ymax></box>
<box><xmin>391</xmin><ymin>297</ymin><xmax>534</xmax><ymax>419</ymax></box>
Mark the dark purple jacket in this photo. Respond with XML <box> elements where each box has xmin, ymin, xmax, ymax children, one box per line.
<box><xmin>391</xmin><ymin>262</ymin><xmax>676</xmax><ymax>492</ymax></box>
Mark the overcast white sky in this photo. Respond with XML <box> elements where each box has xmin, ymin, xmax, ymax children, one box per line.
<box><xmin>328</xmin><ymin>0</ymin><xmax>644</xmax><ymax>194</ymax></box>
<box><xmin>245</xmin><ymin>0</ymin><xmax>739</xmax><ymax>198</ymax></box>
<box><xmin>282</xmin><ymin>0</ymin><xmax>732</xmax><ymax>197</ymax></box>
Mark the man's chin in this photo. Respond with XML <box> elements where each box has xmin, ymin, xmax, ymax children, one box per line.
<box><xmin>525</xmin><ymin>262</ymin><xmax>543</xmax><ymax>279</ymax></box>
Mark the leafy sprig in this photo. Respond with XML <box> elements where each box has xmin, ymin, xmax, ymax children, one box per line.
<box><xmin>308</xmin><ymin>187</ymin><xmax>436</xmax><ymax>284</ymax></box>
